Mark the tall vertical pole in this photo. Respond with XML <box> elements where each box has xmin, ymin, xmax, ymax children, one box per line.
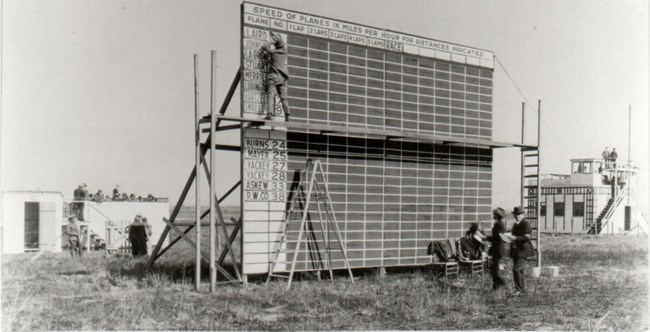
<box><xmin>628</xmin><ymin>105</ymin><xmax>631</xmax><ymax>165</ymax></box>
<box><xmin>520</xmin><ymin>101</ymin><xmax>525</xmax><ymax>208</ymax></box>
<box><xmin>209</xmin><ymin>50</ymin><xmax>218</xmax><ymax>292</ymax></box>
<box><xmin>536</xmin><ymin>99</ymin><xmax>542</xmax><ymax>268</ymax></box>
<box><xmin>627</xmin><ymin>105</ymin><xmax>631</xmax><ymax>206</ymax></box>
<box><xmin>194</xmin><ymin>54</ymin><xmax>202</xmax><ymax>291</ymax></box>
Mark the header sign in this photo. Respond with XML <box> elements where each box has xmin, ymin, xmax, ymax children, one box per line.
<box><xmin>243</xmin><ymin>2</ymin><xmax>494</xmax><ymax>68</ymax></box>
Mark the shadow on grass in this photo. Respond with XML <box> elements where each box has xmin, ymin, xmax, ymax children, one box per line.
<box><xmin>56</xmin><ymin>270</ymin><xmax>93</xmax><ymax>276</ymax></box>
<box><xmin>104</xmin><ymin>253</ymin><xmax>243</xmax><ymax>285</ymax></box>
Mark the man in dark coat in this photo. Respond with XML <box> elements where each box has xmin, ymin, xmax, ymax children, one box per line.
<box><xmin>72</xmin><ymin>183</ymin><xmax>88</xmax><ymax>220</ymax></box>
<box><xmin>510</xmin><ymin>206</ymin><xmax>534</xmax><ymax>295</ymax></box>
<box><xmin>262</xmin><ymin>32</ymin><xmax>290</xmax><ymax>121</ymax></box>
<box><xmin>487</xmin><ymin>207</ymin><xmax>506</xmax><ymax>289</ymax></box>
<box><xmin>127</xmin><ymin>215</ymin><xmax>148</xmax><ymax>257</ymax></box>
<box><xmin>610</xmin><ymin>148</ymin><xmax>618</xmax><ymax>168</ymax></box>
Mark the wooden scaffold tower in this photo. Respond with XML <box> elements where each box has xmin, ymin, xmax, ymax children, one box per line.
<box><xmin>147</xmin><ymin>51</ymin><xmax>244</xmax><ymax>292</ymax></box>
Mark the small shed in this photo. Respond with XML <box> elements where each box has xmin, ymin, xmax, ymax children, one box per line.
<box><xmin>1</xmin><ymin>191</ymin><xmax>64</xmax><ymax>254</ymax></box>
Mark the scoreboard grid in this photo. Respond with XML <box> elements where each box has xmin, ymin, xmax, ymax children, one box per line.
<box><xmin>283</xmin><ymin>133</ymin><xmax>492</xmax><ymax>270</ymax></box>
<box><xmin>284</xmin><ymin>34</ymin><xmax>494</xmax><ymax>140</ymax></box>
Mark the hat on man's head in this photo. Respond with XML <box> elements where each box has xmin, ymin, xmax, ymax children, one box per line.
<box><xmin>512</xmin><ymin>206</ymin><xmax>525</xmax><ymax>215</ymax></box>
<box><xmin>492</xmin><ymin>207</ymin><xmax>506</xmax><ymax>218</ymax></box>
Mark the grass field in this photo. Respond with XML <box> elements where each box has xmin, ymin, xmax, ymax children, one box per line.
<box><xmin>2</xmin><ymin>234</ymin><xmax>648</xmax><ymax>331</ymax></box>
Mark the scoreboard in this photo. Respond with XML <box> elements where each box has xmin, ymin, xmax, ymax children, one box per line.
<box><xmin>241</xmin><ymin>2</ymin><xmax>495</xmax><ymax>275</ymax></box>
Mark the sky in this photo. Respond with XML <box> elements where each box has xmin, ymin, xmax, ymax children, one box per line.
<box><xmin>1</xmin><ymin>0</ymin><xmax>648</xmax><ymax>212</ymax></box>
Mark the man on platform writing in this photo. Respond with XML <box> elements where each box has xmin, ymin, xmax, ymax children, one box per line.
<box><xmin>262</xmin><ymin>32</ymin><xmax>290</xmax><ymax>121</ymax></box>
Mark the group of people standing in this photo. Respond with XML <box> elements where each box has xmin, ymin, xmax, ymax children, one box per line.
<box><xmin>601</xmin><ymin>146</ymin><xmax>618</xmax><ymax>168</ymax></box>
<box><xmin>70</xmin><ymin>183</ymin><xmax>158</xmax><ymax>222</ymax></box>
<box><xmin>64</xmin><ymin>214</ymin><xmax>152</xmax><ymax>258</ymax></box>
<box><xmin>127</xmin><ymin>214</ymin><xmax>153</xmax><ymax>257</ymax></box>
<box><xmin>465</xmin><ymin>206</ymin><xmax>535</xmax><ymax>295</ymax></box>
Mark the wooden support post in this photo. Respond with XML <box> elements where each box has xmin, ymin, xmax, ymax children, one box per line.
<box><xmin>147</xmin><ymin>68</ymin><xmax>240</xmax><ymax>270</ymax></box>
<box><xmin>209</xmin><ymin>50</ymin><xmax>218</xmax><ymax>292</ymax></box>
<box><xmin>536</xmin><ymin>99</ymin><xmax>542</xmax><ymax>268</ymax></box>
<box><xmin>194</xmin><ymin>54</ymin><xmax>202</xmax><ymax>291</ymax></box>
<box><xmin>200</xmin><ymin>153</ymin><xmax>242</xmax><ymax>281</ymax></box>
<box><xmin>520</xmin><ymin>101</ymin><xmax>525</xmax><ymax>208</ymax></box>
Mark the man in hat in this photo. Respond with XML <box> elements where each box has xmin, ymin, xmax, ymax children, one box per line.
<box><xmin>95</xmin><ymin>189</ymin><xmax>105</xmax><ymax>202</ymax></box>
<box><xmin>510</xmin><ymin>206</ymin><xmax>534</xmax><ymax>295</ymax></box>
<box><xmin>113</xmin><ymin>185</ymin><xmax>120</xmax><ymax>200</ymax></box>
<box><xmin>610</xmin><ymin>147</ymin><xmax>618</xmax><ymax>168</ymax></box>
<box><xmin>142</xmin><ymin>217</ymin><xmax>153</xmax><ymax>255</ymax></box>
<box><xmin>262</xmin><ymin>32</ymin><xmax>290</xmax><ymax>121</ymax></box>
<box><xmin>127</xmin><ymin>214</ymin><xmax>148</xmax><ymax>257</ymax></box>
<box><xmin>487</xmin><ymin>207</ymin><xmax>506</xmax><ymax>290</ymax></box>
<box><xmin>72</xmin><ymin>184</ymin><xmax>88</xmax><ymax>220</ymax></box>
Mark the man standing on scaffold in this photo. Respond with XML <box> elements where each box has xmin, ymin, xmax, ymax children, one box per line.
<box><xmin>262</xmin><ymin>32</ymin><xmax>290</xmax><ymax>121</ymax></box>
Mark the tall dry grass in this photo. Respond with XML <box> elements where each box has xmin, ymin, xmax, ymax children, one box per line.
<box><xmin>2</xmin><ymin>234</ymin><xmax>648</xmax><ymax>331</ymax></box>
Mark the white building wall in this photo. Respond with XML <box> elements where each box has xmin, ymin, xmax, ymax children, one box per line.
<box><xmin>1</xmin><ymin>191</ymin><xmax>63</xmax><ymax>254</ymax></box>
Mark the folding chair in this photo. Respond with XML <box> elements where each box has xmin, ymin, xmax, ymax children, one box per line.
<box><xmin>427</xmin><ymin>240</ymin><xmax>459</xmax><ymax>278</ymax></box>
<box><xmin>452</xmin><ymin>238</ymin><xmax>484</xmax><ymax>276</ymax></box>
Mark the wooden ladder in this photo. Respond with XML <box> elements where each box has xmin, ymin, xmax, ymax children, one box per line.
<box><xmin>266</xmin><ymin>159</ymin><xmax>354</xmax><ymax>289</ymax></box>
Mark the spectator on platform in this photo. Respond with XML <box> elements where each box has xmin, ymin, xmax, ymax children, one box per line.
<box><xmin>95</xmin><ymin>189</ymin><xmax>105</xmax><ymax>202</ymax></box>
<box><xmin>129</xmin><ymin>193</ymin><xmax>136</xmax><ymax>201</ymax></box>
<box><xmin>146</xmin><ymin>194</ymin><xmax>156</xmax><ymax>202</ymax></box>
<box><xmin>113</xmin><ymin>186</ymin><xmax>120</xmax><ymax>200</ymax></box>
<box><xmin>81</xmin><ymin>183</ymin><xmax>89</xmax><ymax>200</ymax></box>
<box><xmin>601</xmin><ymin>146</ymin><xmax>610</xmax><ymax>161</ymax></box>
<box><xmin>72</xmin><ymin>184</ymin><xmax>87</xmax><ymax>220</ymax></box>
<box><xmin>122</xmin><ymin>193</ymin><xmax>129</xmax><ymax>201</ymax></box>
<box><xmin>610</xmin><ymin>148</ymin><xmax>618</xmax><ymax>168</ymax></box>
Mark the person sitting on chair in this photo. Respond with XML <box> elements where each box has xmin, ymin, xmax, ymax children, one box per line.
<box><xmin>465</xmin><ymin>222</ymin><xmax>486</xmax><ymax>255</ymax></box>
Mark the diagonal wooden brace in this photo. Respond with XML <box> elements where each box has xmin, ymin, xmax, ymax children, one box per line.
<box><xmin>162</xmin><ymin>217</ymin><xmax>236</xmax><ymax>282</ymax></box>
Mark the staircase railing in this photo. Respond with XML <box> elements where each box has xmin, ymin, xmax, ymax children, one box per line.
<box><xmin>597</xmin><ymin>190</ymin><xmax>627</xmax><ymax>234</ymax></box>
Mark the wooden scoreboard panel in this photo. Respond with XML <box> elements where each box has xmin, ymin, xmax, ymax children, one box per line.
<box><xmin>241</xmin><ymin>2</ymin><xmax>494</xmax><ymax>274</ymax></box>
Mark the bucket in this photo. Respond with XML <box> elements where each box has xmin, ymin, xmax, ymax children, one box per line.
<box><xmin>531</xmin><ymin>267</ymin><xmax>541</xmax><ymax>278</ymax></box>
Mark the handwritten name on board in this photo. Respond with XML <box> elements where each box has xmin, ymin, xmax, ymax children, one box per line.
<box><xmin>243</xmin><ymin>134</ymin><xmax>288</xmax><ymax>202</ymax></box>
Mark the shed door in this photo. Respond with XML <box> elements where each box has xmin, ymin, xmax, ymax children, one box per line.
<box><xmin>39</xmin><ymin>202</ymin><xmax>58</xmax><ymax>251</ymax></box>
<box><xmin>24</xmin><ymin>202</ymin><xmax>40</xmax><ymax>250</ymax></box>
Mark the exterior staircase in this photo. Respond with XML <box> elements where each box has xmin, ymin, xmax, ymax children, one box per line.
<box><xmin>587</xmin><ymin>192</ymin><xmax>626</xmax><ymax>235</ymax></box>
<box><xmin>587</xmin><ymin>198</ymin><xmax>614</xmax><ymax>234</ymax></box>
